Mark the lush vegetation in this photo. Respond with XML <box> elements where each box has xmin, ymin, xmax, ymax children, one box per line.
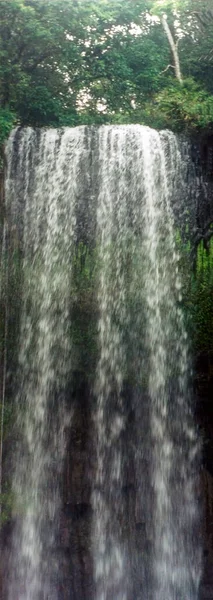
<box><xmin>0</xmin><ymin>0</ymin><xmax>213</xmax><ymax>145</ymax></box>
<box><xmin>188</xmin><ymin>239</ymin><xmax>213</xmax><ymax>396</ymax></box>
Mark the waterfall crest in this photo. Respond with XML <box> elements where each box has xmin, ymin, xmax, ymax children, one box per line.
<box><xmin>3</xmin><ymin>125</ymin><xmax>201</xmax><ymax>599</ymax></box>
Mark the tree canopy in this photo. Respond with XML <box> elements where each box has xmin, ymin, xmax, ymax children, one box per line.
<box><xmin>0</xmin><ymin>0</ymin><xmax>213</xmax><ymax>140</ymax></box>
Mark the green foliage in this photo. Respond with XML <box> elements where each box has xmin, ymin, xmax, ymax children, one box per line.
<box><xmin>0</xmin><ymin>0</ymin><xmax>213</xmax><ymax>133</ymax></box>
<box><xmin>0</xmin><ymin>108</ymin><xmax>16</xmax><ymax>146</ymax></box>
<box><xmin>0</xmin><ymin>487</ymin><xmax>13</xmax><ymax>525</ymax></box>
<box><xmin>149</xmin><ymin>78</ymin><xmax>213</xmax><ymax>131</ymax></box>
<box><xmin>0</xmin><ymin>0</ymin><xmax>88</xmax><ymax>126</ymax></box>
<box><xmin>71</xmin><ymin>242</ymin><xmax>99</xmax><ymax>376</ymax></box>
<box><xmin>191</xmin><ymin>239</ymin><xmax>213</xmax><ymax>357</ymax></box>
<box><xmin>176</xmin><ymin>234</ymin><xmax>213</xmax><ymax>394</ymax></box>
<box><xmin>0</xmin><ymin>107</ymin><xmax>16</xmax><ymax>168</ymax></box>
<box><xmin>151</xmin><ymin>0</ymin><xmax>189</xmax><ymax>14</ymax></box>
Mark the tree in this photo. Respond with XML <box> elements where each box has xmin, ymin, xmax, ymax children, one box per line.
<box><xmin>0</xmin><ymin>0</ymin><xmax>94</xmax><ymax>125</ymax></box>
<box><xmin>150</xmin><ymin>0</ymin><xmax>188</xmax><ymax>83</ymax></box>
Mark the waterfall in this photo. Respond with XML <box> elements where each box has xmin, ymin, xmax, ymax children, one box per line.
<box><xmin>139</xmin><ymin>129</ymin><xmax>200</xmax><ymax>599</ymax></box>
<box><xmin>5</xmin><ymin>127</ymin><xmax>89</xmax><ymax>599</ymax></box>
<box><xmin>3</xmin><ymin>125</ymin><xmax>201</xmax><ymax>599</ymax></box>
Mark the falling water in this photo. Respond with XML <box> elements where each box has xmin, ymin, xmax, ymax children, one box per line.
<box><xmin>5</xmin><ymin>127</ymin><xmax>89</xmax><ymax>599</ymax></box>
<box><xmin>92</xmin><ymin>126</ymin><xmax>201</xmax><ymax>600</ymax></box>
<box><xmin>92</xmin><ymin>128</ymin><xmax>130</xmax><ymax>600</ymax></box>
<box><xmin>3</xmin><ymin>125</ymin><xmax>201</xmax><ymax>599</ymax></box>
<box><xmin>140</xmin><ymin>129</ymin><xmax>201</xmax><ymax>599</ymax></box>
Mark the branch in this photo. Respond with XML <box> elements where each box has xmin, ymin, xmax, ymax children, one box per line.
<box><xmin>159</xmin><ymin>64</ymin><xmax>175</xmax><ymax>75</ymax></box>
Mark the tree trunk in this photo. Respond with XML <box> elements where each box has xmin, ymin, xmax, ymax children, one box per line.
<box><xmin>161</xmin><ymin>13</ymin><xmax>183</xmax><ymax>84</ymax></box>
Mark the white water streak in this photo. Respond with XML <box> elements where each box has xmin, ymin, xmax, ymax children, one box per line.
<box><xmin>93</xmin><ymin>127</ymin><xmax>129</xmax><ymax>600</ymax></box>
<box><xmin>141</xmin><ymin>128</ymin><xmax>201</xmax><ymax>599</ymax></box>
<box><xmin>93</xmin><ymin>125</ymin><xmax>201</xmax><ymax>600</ymax></box>
<box><xmin>6</xmin><ymin>127</ymin><xmax>87</xmax><ymax>599</ymax></box>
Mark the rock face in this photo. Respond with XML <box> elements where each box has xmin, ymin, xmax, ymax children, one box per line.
<box><xmin>1</xmin><ymin>126</ymin><xmax>213</xmax><ymax>599</ymax></box>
